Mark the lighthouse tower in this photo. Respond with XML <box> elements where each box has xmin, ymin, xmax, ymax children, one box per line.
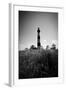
<box><xmin>37</xmin><ymin>27</ymin><xmax>41</xmax><ymax>48</ymax></box>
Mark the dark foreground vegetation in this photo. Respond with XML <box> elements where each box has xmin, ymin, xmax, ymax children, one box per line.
<box><xmin>19</xmin><ymin>48</ymin><xmax>58</xmax><ymax>79</ymax></box>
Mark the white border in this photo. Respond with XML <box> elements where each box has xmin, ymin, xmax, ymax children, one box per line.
<box><xmin>9</xmin><ymin>4</ymin><xmax>64</xmax><ymax>87</ymax></box>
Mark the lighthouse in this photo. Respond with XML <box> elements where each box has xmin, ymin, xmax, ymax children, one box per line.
<box><xmin>37</xmin><ymin>27</ymin><xmax>41</xmax><ymax>48</ymax></box>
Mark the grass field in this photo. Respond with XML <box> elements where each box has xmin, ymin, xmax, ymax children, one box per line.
<box><xmin>19</xmin><ymin>48</ymin><xmax>58</xmax><ymax>79</ymax></box>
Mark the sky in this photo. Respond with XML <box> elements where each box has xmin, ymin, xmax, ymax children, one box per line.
<box><xmin>19</xmin><ymin>11</ymin><xmax>58</xmax><ymax>50</ymax></box>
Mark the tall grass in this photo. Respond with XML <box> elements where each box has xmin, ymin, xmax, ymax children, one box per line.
<box><xmin>19</xmin><ymin>49</ymin><xmax>58</xmax><ymax>79</ymax></box>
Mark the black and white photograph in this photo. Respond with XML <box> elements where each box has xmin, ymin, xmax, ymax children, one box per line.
<box><xmin>19</xmin><ymin>11</ymin><xmax>58</xmax><ymax>79</ymax></box>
